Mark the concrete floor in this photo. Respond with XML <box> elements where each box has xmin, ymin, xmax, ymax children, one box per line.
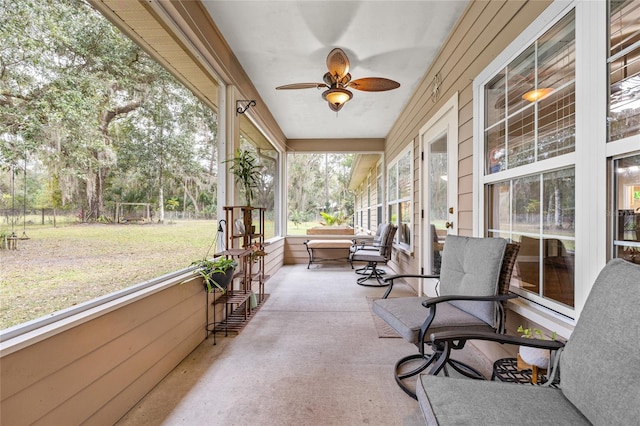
<box><xmin>116</xmin><ymin>263</ymin><xmax>492</xmax><ymax>426</ymax></box>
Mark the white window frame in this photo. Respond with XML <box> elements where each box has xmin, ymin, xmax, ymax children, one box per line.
<box><xmin>375</xmin><ymin>162</ymin><xmax>384</xmax><ymax>227</ymax></box>
<box><xmin>387</xmin><ymin>146</ymin><xmax>413</xmax><ymax>250</ymax></box>
<box><xmin>473</xmin><ymin>0</ymin><xmax>612</xmax><ymax>334</ymax></box>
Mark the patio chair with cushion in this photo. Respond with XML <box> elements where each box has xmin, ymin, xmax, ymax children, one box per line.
<box><xmin>372</xmin><ymin>235</ymin><xmax>520</xmax><ymax>398</ymax></box>
<box><xmin>350</xmin><ymin>224</ymin><xmax>397</xmax><ymax>286</ymax></box>
<box><xmin>351</xmin><ymin>223</ymin><xmax>388</xmax><ymax>276</ymax></box>
<box><xmin>418</xmin><ymin>258</ymin><xmax>640</xmax><ymax>425</ymax></box>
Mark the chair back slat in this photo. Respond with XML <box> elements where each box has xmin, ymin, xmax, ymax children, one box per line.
<box><xmin>379</xmin><ymin>225</ymin><xmax>397</xmax><ymax>258</ymax></box>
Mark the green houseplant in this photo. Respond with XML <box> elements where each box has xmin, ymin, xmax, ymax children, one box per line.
<box><xmin>224</xmin><ymin>148</ymin><xmax>262</xmax><ymax>206</ymax></box>
<box><xmin>192</xmin><ymin>256</ymin><xmax>237</xmax><ymax>293</ymax></box>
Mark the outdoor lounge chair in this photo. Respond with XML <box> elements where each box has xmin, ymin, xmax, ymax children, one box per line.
<box><xmin>372</xmin><ymin>235</ymin><xmax>519</xmax><ymax>398</ymax></box>
<box><xmin>351</xmin><ymin>223</ymin><xmax>388</xmax><ymax>276</ymax></box>
<box><xmin>418</xmin><ymin>258</ymin><xmax>640</xmax><ymax>425</ymax></box>
<box><xmin>349</xmin><ymin>224</ymin><xmax>397</xmax><ymax>286</ymax></box>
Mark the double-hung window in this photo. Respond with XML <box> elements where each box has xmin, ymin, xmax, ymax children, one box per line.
<box><xmin>481</xmin><ymin>10</ymin><xmax>576</xmax><ymax>314</ymax></box>
<box><xmin>608</xmin><ymin>0</ymin><xmax>640</xmax><ymax>265</ymax></box>
<box><xmin>388</xmin><ymin>147</ymin><xmax>413</xmax><ymax>248</ymax></box>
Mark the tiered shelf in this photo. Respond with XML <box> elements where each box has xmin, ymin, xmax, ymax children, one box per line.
<box><xmin>205</xmin><ymin>206</ymin><xmax>269</xmax><ymax>343</ymax></box>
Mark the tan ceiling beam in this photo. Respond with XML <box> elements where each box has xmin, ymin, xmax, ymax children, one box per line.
<box><xmin>286</xmin><ymin>139</ymin><xmax>384</xmax><ymax>153</ymax></box>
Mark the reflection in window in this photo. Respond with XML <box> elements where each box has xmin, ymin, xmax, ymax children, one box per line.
<box><xmin>485</xmin><ymin>12</ymin><xmax>575</xmax><ymax>174</ymax></box>
<box><xmin>613</xmin><ymin>154</ymin><xmax>640</xmax><ymax>264</ymax></box>
<box><xmin>487</xmin><ymin>168</ymin><xmax>575</xmax><ymax>308</ymax></box>
<box><xmin>388</xmin><ymin>148</ymin><xmax>412</xmax><ymax>247</ymax></box>
<box><xmin>608</xmin><ymin>0</ymin><xmax>640</xmax><ymax>141</ymax></box>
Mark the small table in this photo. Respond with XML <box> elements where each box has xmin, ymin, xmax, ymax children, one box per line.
<box><xmin>492</xmin><ymin>357</ymin><xmax>558</xmax><ymax>388</ymax></box>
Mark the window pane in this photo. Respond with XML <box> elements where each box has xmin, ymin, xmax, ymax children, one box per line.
<box><xmin>398</xmin><ymin>152</ymin><xmax>411</xmax><ymax>199</ymax></box>
<box><xmin>541</xmin><ymin>237</ymin><xmax>574</xmax><ymax>307</ymax></box>
<box><xmin>507</xmin><ymin>105</ymin><xmax>535</xmax><ymax>168</ymax></box>
<box><xmin>542</xmin><ymin>168</ymin><xmax>575</xmax><ymax>234</ymax></box>
<box><xmin>613</xmin><ymin>154</ymin><xmax>640</xmax><ymax>265</ymax></box>
<box><xmin>376</xmin><ymin>173</ymin><xmax>383</xmax><ymax>204</ymax></box>
<box><xmin>507</xmin><ymin>45</ymin><xmax>535</xmax><ymax>114</ymax></box>
<box><xmin>399</xmin><ymin>201</ymin><xmax>411</xmax><ymax>245</ymax></box>
<box><xmin>485</xmin><ymin>72</ymin><xmax>506</xmax><ymax>127</ymax></box>
<box><xmin>388</xmin><ymin>163</ymin><xmax>397</xmax><ymax>201</ymax></box>
<box><xmin>512</xmin><ymin>175</ymin><xmax>540</xmax><ymax>234</ymax></box>
<box><xmin>538</xmin><ymin>84</ymin><xmax>576</xmax><ymax>159</ymax></box>
<box><xmin>537</xmin><ymin>12</ymin><xmax>575</xmax><ymax>92</ymax></box>
<box><xmin>486</xmin><ymin>122</ymin><xmax>506</xmax><ymax>174</ymax></box>
<box><xmin>487</xmin><ymin>182</ymin><xmax>511</xmax><ymax>233</ymax></box>
<box><xmin>389</xmin><ymin>204</ymin><xmax>398</xmax><ymax>228</ymax></box>
<box><xmin>609</xmin><ymin>0</ymin><xmax>640</xmax><ymax>141</ymax></box>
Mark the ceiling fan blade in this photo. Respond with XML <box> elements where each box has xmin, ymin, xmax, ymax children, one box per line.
<box><xmin>326</xmin><ymin>48</ymin><xmax>350</xmax><ymax>80</ymax></box>
<box><xmin>348</xmin><ymin>77</ymin><xmax>400</xmax><ymax>92</ymax></box>
<box><xmin>276</xmin><ymin>83</ymin><xmax>326</xmax><ymax>90</ymax></box>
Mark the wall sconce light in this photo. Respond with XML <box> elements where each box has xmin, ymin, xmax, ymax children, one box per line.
<box><xmin>322</xmin><ymin>87</ymin><xmax>353</xmax><ymax>112</ymax></box>
<box><xmin>236</xmin><ymin>100</ymin><xmax>256</xmax><ymax>115</ymax></box>
<box><xmin>522</xmin><ymin>87</ymin><xmax>554</xmax><ymax>102</ymax></box>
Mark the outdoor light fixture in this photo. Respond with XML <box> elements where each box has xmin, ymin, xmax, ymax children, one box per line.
<box><xmin>322</xmin><ymin>87</ymin><xmax>353</xmax><ymax>112</ymax></box>
<box><xmin>522</xmin><ymin>87</ymin><xmax>554</xmax><ymax>102</ymax></box>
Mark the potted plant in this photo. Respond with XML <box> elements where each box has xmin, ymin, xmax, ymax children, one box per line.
<box><xmin>224</xmin><ymin>148</ymin><xmax>261</xmax><ymax>206</ymax></box>
<box><xmin>192</xmin><ymin>256</ymin><xmax>237</xmax><ymax>293</ymax></box>
<box><xmin>516</xmin><ymin>325</ymin><xmax>558</xmax><ymax>369</ymax></box>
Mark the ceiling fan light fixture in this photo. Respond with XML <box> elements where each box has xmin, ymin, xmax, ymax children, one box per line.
<box><xmin>522</xmin><ymin>87</ymin><xmax>554</xmax><ymax>102</ymax></box>
<box><xmin>322</xmin><ymin>87</ymin><xmax>353</xmax><ymax>110</ymax></box>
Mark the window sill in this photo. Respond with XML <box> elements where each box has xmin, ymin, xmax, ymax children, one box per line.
<box><xmin>393</xmin><ymin>243</ymin><xmax>413</xmax><ymax>256</ymax></box>
<box><xmin>507</xmin><ymin>297</ymin><xmax>576</xmax><ymax>340</ymax></box>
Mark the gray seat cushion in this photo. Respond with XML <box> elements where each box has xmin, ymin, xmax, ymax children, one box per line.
<box><xmin>417</xmin><ymin>375</ymin><xmax>590</xmax><ymax>425</ymax></box>
<box><xmin>559</xmin><ymin>258</ymin><xmax>640</xmax><ymax>424</ymax></box>
<box><xmin>372</xmin><ymin>297</ymin><xmax>491</xmax><ymax>344</ymax></box>
<box><xmin>439</xmin><ymin>236</ymin><xmax>506</xmax><ymax>326</ymax></box>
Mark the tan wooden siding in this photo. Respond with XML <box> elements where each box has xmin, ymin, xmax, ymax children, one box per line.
<box><xmin>382</xmin><ymin>0</ymin><xmax>552</xmax><ymax>275</ymax></box>
<box><xmin>0</xmin><ymin>278</ymin><xmax>205</xmax><ymax>425</ymax></box>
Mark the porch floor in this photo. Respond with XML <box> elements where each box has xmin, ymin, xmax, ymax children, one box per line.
<box><xmin>116</xmin><ymin>263</ymin><xmax>491</xmax><ymax>425</ymax></box>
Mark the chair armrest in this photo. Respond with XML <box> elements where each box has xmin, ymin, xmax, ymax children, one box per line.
<box><xmin>382</xmin><ymin>274</ymin><xmax>440</xmax><ymax>283</ymax></box>
<box><xmin>380</xmin><ymin>274</ymin><xmax>440</xmax><ymax>299</ymax></box>
<box><xmin>430</xmin><ymin>330</ymin><xmax>565</xmax><ymax>350</ymax></box>
<box><xmin>421</xmin><ymin>293</ymin><xmax>517</xmax><ymax>308</ymax></box>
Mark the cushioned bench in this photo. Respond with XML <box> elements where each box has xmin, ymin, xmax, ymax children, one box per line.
<box><xmin>304</xmin><ymin>239</ymin><xmax>354</xmax><ymax>268</ymax></box>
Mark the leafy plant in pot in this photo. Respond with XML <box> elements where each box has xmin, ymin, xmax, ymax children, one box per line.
<box><xmin>224</xmin><ymin>148</ymin><xmax>262</xmax><ymax>207</ymax></box>
<box><xmin>192</xmin><ymin>257</ymin><xmax>237</xmax><ymax>293</ymax></box>
<box><xmin>189</xmin><ymin>219</ymin><xmax>237</xmax><ymax>293</ymax></box>
<box><xmin>517</xmin><ymin>325</ymin><xmax>558</xmax><ymax>369</ymax></box>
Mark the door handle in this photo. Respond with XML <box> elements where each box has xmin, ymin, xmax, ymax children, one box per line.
<box><xmin>445</xmin><ymin>221</ymin><xmax>454</xmax><ymax>229</ymax></box>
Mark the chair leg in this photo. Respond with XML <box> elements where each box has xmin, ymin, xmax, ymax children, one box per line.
<box><xmin>393</xmin><ymin>352</ymin><xmax>439</xmax><ymax>400</ymax></box>
<box><xmin>354</xmin><ymin>264</ymin><xmax>386</xmax><ymax>276</ymax></box>
<box><xmin>356</xmin><ymin>261</ymin><xmax>388</xmax><ymax>287</ymax></box>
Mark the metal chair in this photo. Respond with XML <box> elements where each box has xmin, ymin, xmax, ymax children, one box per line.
<box><xmin>350</xmin><ymin>224</ymin><xmax>397</xmax><ymax>286</ymax></box>
<box><xmin>351</xmin><ymin>223</ymin><xmax>388</xmax><ymax>276</ymax></box>
<box><xmin>372</xmin><ymin>235</ymin><xmax>519</xmax><ymax>398</ymax></box>
<box><xmin>418</xmin><ymin>258</ymin><xmax>639</xmax><ymax>425</ymax></box>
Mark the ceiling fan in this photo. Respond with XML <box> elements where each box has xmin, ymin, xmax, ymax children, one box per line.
<box><xmin>276</xmin><ymin>48</ymin><xmax>400</xmax><ymax>112</ymax></box>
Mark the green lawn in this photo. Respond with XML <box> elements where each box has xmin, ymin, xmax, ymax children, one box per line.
<box><xmin>0</xmin><ymin>220</ymin><xmax>219</xmax><ymax>329</ymax></box>
<box><xmin>0</xmin><ymin>218</ymin><xmax>352</xmax><ymax>329</ymax></box>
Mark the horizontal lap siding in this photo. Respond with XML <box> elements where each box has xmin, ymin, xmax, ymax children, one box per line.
<box><xmin>1</xmin><ymin>280</ymin><xmax>204</xmax><ymax>425</ymax></box>
<box><xmin>385</xmin><ymin>0</ymin><xmax>551</xmax><ymax>265</ymax></box>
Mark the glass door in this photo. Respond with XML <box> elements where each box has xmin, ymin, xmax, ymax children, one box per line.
<box><xmin>421</xmin><ymin>95</ymin><xmax>458</xmax><ymax>281</ymax></box>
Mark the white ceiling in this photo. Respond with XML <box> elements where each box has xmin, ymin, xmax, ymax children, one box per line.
<box><xmin>202</xmin><ymin>1</ymin><xmax>468</xmax><ymax>140</ymax></box>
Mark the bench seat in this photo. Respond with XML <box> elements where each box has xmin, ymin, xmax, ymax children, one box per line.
<box><xmin>304</xmin><ymin>239</ymin><xmax>354</xmax><ymax>268</ymax></box>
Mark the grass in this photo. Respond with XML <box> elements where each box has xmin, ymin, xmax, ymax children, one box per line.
<box><xmin>0</xmin><ymin>218</ymin><xmax>350</xmax><ymax>330</ymax></box>
<box><xmin>0</xmin><ymin>220</ymin><xmax>219</xmax><ymax>330</ymax></box>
